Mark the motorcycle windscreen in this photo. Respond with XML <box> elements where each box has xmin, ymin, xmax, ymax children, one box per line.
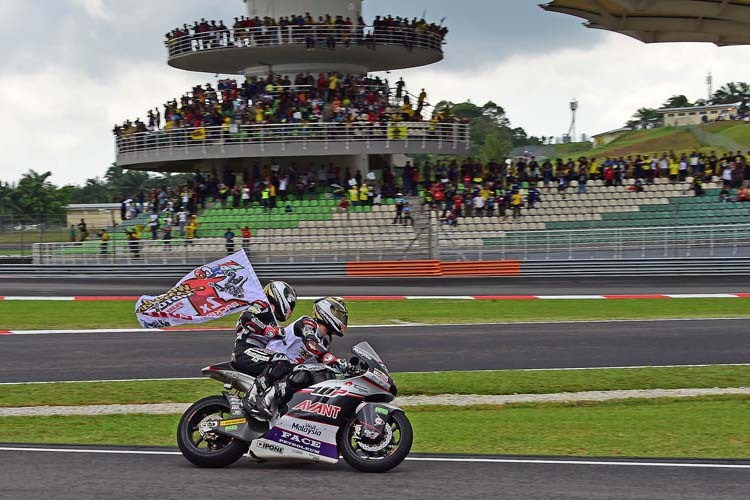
<box><xmin>351</xmin><ymin>342</ymin><xmax>389</xmax><ymax>373</ymax></box>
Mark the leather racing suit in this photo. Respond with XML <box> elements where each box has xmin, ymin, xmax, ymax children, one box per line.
<box><xmin>231</xmin><ymin>300</ymin><xmax>287</xmax><ymax>378</ymax></box>
<box><xmin>253</xmin><ymin>316</ymin><xmax>345</xmax><ymax>417</ymax></box>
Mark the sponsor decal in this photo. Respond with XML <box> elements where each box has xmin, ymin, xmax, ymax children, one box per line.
<box><xmin>258</xmin><ymin>441</ymin><xmax>284</xmax><ymax>454</ymax></box>
<box><xmin>281</xmin><ymin>431</ymin><xmax>322</xmax><ymax>450</ymax></box>
<box><xmin>224</xmin><ymin>425</ymin><xmax>238</xmax><ymax>431</ymax></box>
<box><xmin>375</xmin><ymin>417</ymin><xmax>384</xmax><ymax>426</ymax></box>
<box><xmin>290</xmin><ymin>422</ymin><xmax>323</xmax><ymax>437</ymax></box>
<box><xmin>375</xmin><ymin>407</ymin><xmax>389</xmax><ymax>415</ymax></box>
<box><xmin>264</xmin><ymin>426</ymin><xmax>339</xmax><ymax>459</ymax></box>
<box><xmin>220</xmin><ymin>418</ymin><xmax>247</xmax><ymax>426</ymax></box>
<box><xmin>292</xmin><ymin>401</ymin><xmax>341</xmax><ymax>419</ymax></box>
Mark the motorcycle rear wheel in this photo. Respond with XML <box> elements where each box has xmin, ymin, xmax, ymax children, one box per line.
<box><xmin>177</xmin><ymin>396</ymin><xmax>249</xmax><ymax>468</ymax></box>
<box><xmin>339</xmin><ymin>411</ymin><xmax>413</xmax><ymax>473</ymax></box>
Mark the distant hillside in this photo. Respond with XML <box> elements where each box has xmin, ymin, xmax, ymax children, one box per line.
<box><xmin>556</xmin><ymin>121</ymin><xmax>750</xmax><ymax>160</ymax></box>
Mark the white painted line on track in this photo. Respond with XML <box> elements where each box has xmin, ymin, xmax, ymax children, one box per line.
<box><xmin>404</xmin><ymin>295</ymin><xmax>476</xmax><ymax>300</ymax></box>
<box><xmin>2</xmin><ymin>296</ymin><xmax>75</xmax><ymax>301</ymax></box>
<box><xmin>405</xmin><ymin>457</ymin><xmax>750</xmax><ymax>469</ymax></box>
<box><xmin>536</xmin><ymin>295</ymin><xmax>605</xmax><ymax>300</ymax></box>
<box><xmin>0</xmin><ymin>447</ymin><xmax>747</xmax><ymax>469</ymax></box>
<box><xmin>3</xmin><ymin>363</ymin><xmax>750</xmax><ymax>386</ymax></box>
<box><xmin>2</xmin><ymin>316</ymin><xmax>749</xmax><ymax>336</ymax></box>
<box><xmin>666</xmin><ymin>294</ymin><xmax>739</xmax><ymax>299</ymax></box>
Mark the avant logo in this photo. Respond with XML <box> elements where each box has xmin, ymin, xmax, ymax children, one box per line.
<box><xmin>292</xmin><ymin>401</ymin><xmax>341</xmax><ymax>419</ymax></box>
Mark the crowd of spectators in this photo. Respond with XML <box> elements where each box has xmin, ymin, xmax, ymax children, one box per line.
<box><xmin>165</xmin><ymin>14</ymin><xmax>448</xmax><ymax>52</ymax></box>
<box><xmin>109</xmin><ymin>147</ymin><xmax>750</xmax><ymax>247</ymax></box>
<box><xmin>113</xmin><ymin>74</ymin><xmax>443</xmax><ymax>138</ymax></box>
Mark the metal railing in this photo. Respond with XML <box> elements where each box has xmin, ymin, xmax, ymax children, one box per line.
<box><xmin>165</xmin><ymin>25</ymin><xmax>445</xmax><ymax>58</ymax></box>
<box><xmin>115</xmin><ymin>122</ymin><xmax>470</xmax><ymax>156</ymax></box>
<box><xmin>436</xmin><ymin>223</ymin><xmax>750</xmax><ymax>261</ymax></box>
<box><xmin>32</xmin><ymin>237</ymin><xmax>431</xmax><ymax>265</ymax></box>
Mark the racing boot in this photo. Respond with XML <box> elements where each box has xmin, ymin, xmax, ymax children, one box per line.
<box><xmin>242</xmin><ymin>378</ymin><xmax>266</xmax><ymax>416</ymax></box>
<box><xmin>251</xmin><ymin>381</ymin><xmax>287</xmax><ymax>421</ymax></box>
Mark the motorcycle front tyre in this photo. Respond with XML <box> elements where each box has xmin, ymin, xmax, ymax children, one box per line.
<box><xmin>177</xmin><ymin>396</ymin><xmax>249</xmax><ymax>468</ymax></box>
<box><xmin>339</xmin><ymin>411</ymin><xmax>414</xmax><ymax>473</ymax></box>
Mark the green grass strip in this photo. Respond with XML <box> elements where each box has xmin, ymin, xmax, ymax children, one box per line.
<box><xmin>1</xmin><ymin>298</ymin><xmax>750</xmax><ymax>330</ymax></box>
<box><xmin>2</xmin><ymin>365</ymin><xmax>748</xmax><ymax>408</ymax></box>
<box><xmin>1</xmin><ymin>396</ymin><xmax>748</xmax><ymax>459</ymax></box>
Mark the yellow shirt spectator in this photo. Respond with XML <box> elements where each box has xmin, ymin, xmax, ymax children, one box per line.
<box><xmin>359</xmin><ymin>185</ymin><xmax>369</xmax><ymax>201</ymax></box>
<box><xmin>348</xmin><ymin>187</ymin><xmax>359</xmax><ymax>202</ymax></box>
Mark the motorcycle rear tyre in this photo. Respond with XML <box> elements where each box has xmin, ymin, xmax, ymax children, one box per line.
<box><xmin>177</xmin><ymin>396</ymin><xmax>249</xmax><ymax>468</ymax></box>
<box><xmin>339</xmin><ymin>411</ymin><xmax>413</xmax><ymax>473</ymax></box>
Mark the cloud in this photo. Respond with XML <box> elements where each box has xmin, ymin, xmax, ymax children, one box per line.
<box><xmin>3</xmin><ymin>1</ymin><xmax>750</xmax><ymax>185</ymax></box>
<box><xmin>70</xmin><ymin>0</ymin><xmax>113</xmax><ymax>20</ymax></box>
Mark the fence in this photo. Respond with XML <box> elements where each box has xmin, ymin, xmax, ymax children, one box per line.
<box><xmin>28</xmin><ymin>222</ymin><xmax>750</xmax><ymax>266</ymax></box>
<box><xmin>436</xmin><ymin>223</ymin><xmax>750</xmax><ymax>262</ymax></box>
<box><xmin>165</xmin><ymin>25</ymin><xmax>445</xmax><ymax>58</ymax></box>
<box><xmin>115</xmin><ymin>122</ymin><xmax>470</xmax><ymax>157</ymax></box>
<box><xmin>4</xmin><ymin>257</ymin><xmax>750</xmax><ymax>279</ymax></box>
<box><xmin>0</xmin><ymin>215</ymin><xmax>69</xmax><ymax>257</ymax></box>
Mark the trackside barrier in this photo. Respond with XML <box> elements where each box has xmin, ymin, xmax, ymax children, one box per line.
<box><xmin>441</xmin><ymin>260</ymin><xmax>521</xmax><ymax>277</ymax></box>
<box><xmin>2</xmin><ymin>258</ymin><xmax>750</xmax><ymax>278</ymax></box>
<box><xmin>346</xmin><ymin>260</ymin><xmax>442</xmax><ymax>277</ymax></box>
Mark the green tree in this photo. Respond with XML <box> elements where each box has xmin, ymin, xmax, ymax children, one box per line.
<box><xmin>479</xmin><ymin>131</ymin><xmax>512</xmax><ymax>165</ymax></box>
<box><xmin>626</xmin><ymin>108</ymin><xmax>661</xmax><ymax>129</ymax></box>
<box><xmin>10</xmin><ymin>170</ymin><xmax>70</xmax><ymax>222</ymax></box>
<box><xmin>712</xmin><ymin>82</ymin><xmax>750</xmax><ymax>105</ymax></box>
<box><xmin>662</xmin><ymin>95</ymin><xmax>691</xmax><ymax>108</ymax></box>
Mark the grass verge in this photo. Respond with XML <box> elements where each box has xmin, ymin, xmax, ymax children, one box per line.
<box><xmin>1</xmin><ymin>396</ymin><xmax>748</xmax><ymax>458</ymax></box>
<box><xmin>1</xmin><ymin>298</ymin><xmax>750</xmax><ymax>330</ymax></box>
<box><xmin>2</xmin><ymin>365</ymin><xmax>748</xmax><ymax>408</ymax></box>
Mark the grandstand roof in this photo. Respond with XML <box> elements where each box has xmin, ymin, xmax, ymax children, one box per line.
<box><xmin>541</xmin><ymin>0</ymin><xmax>750</xmax><ymax>46</ymax></box>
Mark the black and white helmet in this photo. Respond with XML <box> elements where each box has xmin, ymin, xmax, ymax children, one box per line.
<box><xmin>263</xmin><ymin>281</ymin><xmax>297</xmax><ymax>322</ymax></box>
<box><xmin>313</xmin><ymin>297</ymin><xmax>348</xmax><ymax>337</ymax></box>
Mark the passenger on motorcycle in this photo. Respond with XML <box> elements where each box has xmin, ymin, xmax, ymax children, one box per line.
<box><xmin>232</xmin><ymin>281</ymin><xmax>297</xmax><ymax>408</ymax></box>
<box><xmin>248</xmin><ymin>296</ymin><xmax>350</xmax><ymax>420</ymax></box>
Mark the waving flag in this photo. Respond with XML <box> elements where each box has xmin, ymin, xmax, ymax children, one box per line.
<box><xmin>135</xmin><ymin>250</ymin><xmax>264</xmax><ymax>328</ymax></box>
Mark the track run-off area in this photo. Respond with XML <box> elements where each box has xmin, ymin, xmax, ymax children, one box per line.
<box><xmin>1</xmin><ymin>276</ymin><xmax>749</xmax><ymax>499</ymax></box>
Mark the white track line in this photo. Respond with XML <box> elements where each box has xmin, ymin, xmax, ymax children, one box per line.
<box><xmin>0</xmin><ymin>446</ymin><xmax>747</xmax><ymax>469</ymax></box>
<box><xmin>3</xmin><ymin>363</ymin><xmax>750</xmax><ymax>386</ymax></box>
<box><xmin>2</xmin><ymin>316</ymin><xmax>749</xmax><ymax>336</ymax></box>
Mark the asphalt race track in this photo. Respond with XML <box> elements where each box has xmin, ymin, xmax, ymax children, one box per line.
<box><xmin>0</xmin><ymin>446</ymin><xmax>747</xmax><ymax>500</ymax></box>
<box><xmin>1</xmin><ymin>319</ymin><xmax>749</xmax><ymax>383</ymax></box>
<box><xmin>1</xmin><ymin>275</ymin><xmax>749</xmax><ymax>297</ymax></box>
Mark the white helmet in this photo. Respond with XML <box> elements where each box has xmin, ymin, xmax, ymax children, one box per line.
<box><xmin>313</xmin><ymin>297</ymin><xmax>349</xmax><ymax>336</ymax></box>
<box><xmin>263</xmin><ymin>281</ymin><xmax>297</xmax><ymax>322</ymax></box>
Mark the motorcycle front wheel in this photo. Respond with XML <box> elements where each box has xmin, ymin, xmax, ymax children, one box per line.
<box><xmin>338</xmin><ymin>411</ymin><xmax>413</xmax><ymax>473</ymax></box>
<box><xmin>177</xmin><ymin>396</ymin><xmax>249</xmax><ymax>468</ymax></box>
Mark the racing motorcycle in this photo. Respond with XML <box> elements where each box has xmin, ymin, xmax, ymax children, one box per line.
<box><xmin>176</xmin><ymin>342</ymin><xmax>412</xmax><ymax>473</ymax></box>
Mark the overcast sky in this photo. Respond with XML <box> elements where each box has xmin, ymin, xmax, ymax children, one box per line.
<box><xmin>3</xmin><ymin>0</ymin><xmax>750</xmax><ymax>185</ymax></box>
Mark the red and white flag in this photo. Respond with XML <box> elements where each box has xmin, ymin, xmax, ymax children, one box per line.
<box><xmin>135</xmin><ymin>250</ymin><xmax>264</xmax><ymax>328</ymax></box>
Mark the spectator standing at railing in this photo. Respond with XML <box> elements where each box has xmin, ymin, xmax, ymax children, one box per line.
<box><xmin>224</xmin><ymin>228</ymin><xmax>235</xmax><ymax>254</ymax></box>
<box><xmin>163</xmin><ymin>220</ymin><xmax>173</xmax><ymax>250</ymax></box>
<box><xmin>511</xmin><ymin>191</ymin><xmax>523</xmax><ymax>219</ymax></box>
<box><xmin>402</xmin><ymin>202</ymin><xmax>414</xmax><ymax>226</ymax></box>
<box><xmin>77</xmin><ymin>219</ymin><xmax>88</xmax><ymax>242</ymax></box>
<box><xmin>98</xmin><ymin>229</ymin><xmax>110</xmax><ymax>255</ymax></box>
<box><xmin>176</xmin><ymin>209</ymin><xmax>187</xmax><ymax>237</ymax></box>
<box><xmin>125</xmin><ymin>228</ymin><xmax>141</xmax><ymax>259</ymax></box>
<box><xmin>393</xmin><ymin>193</ymin><xmax>406</xmax><ymax>224</ymax></box>
<box><xmin>577</xmin><ymin>168</ymin><xmax>588</xmax><ymax>194</ymax></box>
<box><xmin>240</xmin><ymin>226</ymin><xmax>252</xmax><ymax>253</ymax></box>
